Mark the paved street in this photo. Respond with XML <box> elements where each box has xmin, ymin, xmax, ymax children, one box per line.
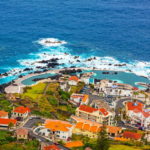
<box><xmin>29</xmin><ymin>131</ymin><xmax>69</xmax><ymax>150</ymax></box>
<box><xmin>23</xmin><ymin>117</ymin><xmax>45</xmax><ymax>129</ymax></box>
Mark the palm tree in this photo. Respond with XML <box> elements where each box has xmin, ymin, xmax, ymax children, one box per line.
<box><xmin>133</xmin><ymin>91</ymin><xmax>139</xmax><ymax>99</ymax></box>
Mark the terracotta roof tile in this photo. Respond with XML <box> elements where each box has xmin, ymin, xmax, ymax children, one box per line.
<box><xmin>79</xmin><ymin>105</ymin><xmax>97</xmax><ymax>113</ymax></box>
<box><xmin>83</xmin><ymin>124</ymin><xmax>90</xmax><ymax>131</ymax></box>
<box><xmin>45</xmin><ymin>120</ymin><xmax>73</xmax><ymax>132</ymax></box>
<box><xmin>0</xmin><ymin>110</ymin><xmax>8</xmax><ymax>118</ymax></box>
<box><xmin>82</xmin><ymin>95</ymin><xmax>89</xmax><ymax>103</ymax></box>
<box><xmin>123</xmin><ymin>131</ymin><xmax>142</xmax><ymax>140</ymax></box>
<box><xmin>75</xmin><ymin>122</ymin><xmax>84</xmax><ymax>129</ymax></box>
<box><xmin>0</xmin><ymin>118</ymin><xmax>17</xmax><ymax>125</ymax></box>
<box><xmin>44</xmin><ymin>145</ymin><xmax>60</xmax><ymax>150</ymax></box>
<box><xmin>65</xmin><ymin>141</ymin><xmax>83</xmax><ymax>148</ymax></box>
<box><xmin>99</xmin><ymin>108</ymin><xmax>109</xmax><ymax>116</ymax></box>
<box><xmin>69</xmin><ymin>76</ymin><xmax>79</xmax><ymax>81</ymax></box>
<box><xmin>114</xmin><ymin>137</ymin><xmax>129</xmax><ymax>142</ymax></box>
<box><xmin>16</xmin><ymin>128</ymin><xmax>28</xmax><ymax>135</ymax></box>
<box><xmin>127</xmin><ymin>102</ymin><xmax>143</xmax><ymax>112</ymax></box>
<box><xmin>13</xmin><ymin>106</ymin><xmax>30</xmax><ymax>114</ymax></box>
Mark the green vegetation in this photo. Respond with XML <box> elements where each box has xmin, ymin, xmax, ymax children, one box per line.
<box><xmin>0</xmin><ymin>130</ymin><xmax>39</xmax><ymax>150</ymax></box>
<box><xmin>96</xmin><ymin>125</ymin><xmax>110</xmax><ymax>150</ymax></box>
<box><xmin>0</xmin><ymin>94</ymin><xmax>12</xmax><ymax>112</ymax></box>
<box><xmin>0</xmin><ymin>140</ymin><xmax>39</xmax><ymax>150</ymax></box>
<box><xmin>70</xmin><ymin>82</ymin><xmax>85</xmax><ymax>93</ymax></box>
<box><xmin>0</xmin><ymin>130</ymin><xmax>15</xmax><ymax>145</ymax></box>
<box><xmin>109</xmin><ymin>145</ymin><xmax>144</xmax><ymax>150</ymax></box>
<box><xmin>14</xmin><ymin>82</ymin><xmax>76</xmax><ymax>120</ymax></box>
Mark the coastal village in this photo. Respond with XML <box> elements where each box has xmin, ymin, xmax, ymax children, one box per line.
<box><xmin>0</xmin><ymin>68</ymin><xmax>150</xmax><ymax>150</ymax></box>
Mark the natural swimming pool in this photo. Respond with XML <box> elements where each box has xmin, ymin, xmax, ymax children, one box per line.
<box><xmin>21</xmin><ymin>70</ymin><xmax>150</xmax><ymax>89</ymax></box>
<box><xmin>84</xmin><ymin>70</ymin><xmax>150</xmax><ymax>89</ymax></box>
<box><xmin>21</xmin><ymin>73</ymin><xmax>55</xmax><ymax>85</ymax></box>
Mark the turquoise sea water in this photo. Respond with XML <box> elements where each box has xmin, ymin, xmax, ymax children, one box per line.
<box><xmin>0</xmin><ymin>0</ymin><xmax>150</xmax><ymax>84</ymax></box>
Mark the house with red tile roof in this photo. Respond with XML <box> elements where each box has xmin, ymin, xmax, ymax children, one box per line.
<box><xmin>0</xmin><ymin>110</ymin><xmax>8</xmax><ymax>119</ymax></box>
<box><xmin>37</xmin><ymin>119</ymin><xmax>74</xmax><ymax>141</ymax></box>
<box><xmin>65</xmin><ymin>141</ymin><xmax>84</xmax><ymax>148</ymax></box>
<box><xmin>76</xmin><ymin>105</ymin><xmax>114</xmax><ymax>125</ymax></box>
<box><xmin>68</xmin><ymin>76</ymin><xmax>79</xmax><ymax>86</ymax></box>
<box><xmin>123</xmin><ymin>131</ymin><xmax>142</xmax><ymax>141</ymax></box>
<box><xmin>12</xmin><ymin>106</ymin><xmax>30</xmax><ymax>121</ymax></box>
<box><xmin>70</xmin><ymin>93</ymin><xmax>89</xmax><ymax>106</ymax></box>
<box><xmin>71</xmin><ymin>116</ymin><xmax>122</xmax><ymax>138</ymax></box>
<box><xmin>0</xmin><ymin>118</ymin><xmax>17</xmax><ymax>129</ymax></box>
<box><xmin>125</xmin><ymin>101</ymin><xmax>150</xmax><ymax>128</ymax></box>
<box><xmin>43</xmin><ymin>145</ymin><xmax>60</xmax><ymax>150</ymax></box>
<box><xmin>16</xmin><ymin>128</ymin><xmax>28</xmax><ymax>140</ymax></box>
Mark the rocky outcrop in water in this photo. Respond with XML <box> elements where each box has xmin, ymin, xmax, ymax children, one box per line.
<box><xmin>59</xmin><ymin>69</ymin><xmax>82</xmax><ymax>74</ymax></box>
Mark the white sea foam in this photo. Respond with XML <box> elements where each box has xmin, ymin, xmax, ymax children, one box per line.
<box><xmin>2</xmin><ymin>38</ymin><xmax>150</xmax><ymax>83</ymax></box>
<box><xmin>37</xmin><ymin>38</ymin><xmax>67</xmax><ymax>47</ymax></box>
<box><xmin>18</xmin><ymin>49</ymin><xmax>150</xmax><ymax>79</ymax></box>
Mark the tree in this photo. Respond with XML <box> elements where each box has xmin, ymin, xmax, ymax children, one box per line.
<box><xmin>133</xmin><ymin>91</ymin><xmax>139</xmax><ymax>99</ymax></box>
<box><xmin>8</xmin><ymin>122</ymin><xmax>14</xmax><ymax>130</ymax></box>
<box><xmin>96</xmin><ymin>125</ymin><xmax>110</xmax><ymax>150</ymax></box>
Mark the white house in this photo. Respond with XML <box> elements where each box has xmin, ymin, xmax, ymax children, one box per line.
<box><xmin>80</xmin><ymin>76</ymin><xmax>90</xmax><ymax>84</ymax></box>
<box><xmin>126</xmin><ymin>102</ymin><xmax>150</xmax><ymax>129</ymax></box>
<box><xmin>95</xmin><ymin>79</ymin><xmax>133</xmax><ymax>97</ymax></box>
<box><xmin>70</xmin><ymin>93</ymin><xmax>89</xmax><ymax>106</ymax></box>
<box><xmin>68</xmin><ymin>76</ymin><xmax>79</xmax><ymax>86</ymax></box>
<box><xmin>40</xmin><ymin>119</ymin><xmax>73</xmax><ymax>141</ymax></box>
<box><xmin>11</xmin><ymin>106</ymin><xmax>30</xmax><ymax>121</ymax></box>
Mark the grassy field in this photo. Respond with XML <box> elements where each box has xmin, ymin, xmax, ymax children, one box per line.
<box><xmin>0</xmin><ymin>140</ymin><xmax>39</xmax><ymax>150</ymax></box>
<box><xmin>15</xmin><ymin>82</ymin><xmax>76</xmax><ymax>119</ymax></box>
<box><xmin>109</xmin><ymin>145</ymin><xmax>150</xmax><ymax>150</ymax></box>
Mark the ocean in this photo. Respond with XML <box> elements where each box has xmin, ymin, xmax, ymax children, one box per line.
<box><xmin>0</xmin><ymin>0</ymin><xmax>150</xmax><ymax>84</ymax></box>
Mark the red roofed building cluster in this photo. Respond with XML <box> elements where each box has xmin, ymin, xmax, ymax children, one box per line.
<box><xmin>125</xmin><ymin>101</ymin><xmax>150</xmax><ymax>128</ymax></box>
<box><xmin>71</xmin><ymin>116</ymin><xmax>122</xmax><ymax>138</ymax></box>
<box><xmin>12</xmin><ymin>106</ymin><xmax>30</xmax><ymax>121</ymax></box>
<box><xmin>76</xmin><ymin>105</ymin><xmax>115</xmax><ymax>125</ymax></box>
<box><xmin>123</xmin><ymin>131</ymin><xmax>142</xmax><ymax>141</ymax></box>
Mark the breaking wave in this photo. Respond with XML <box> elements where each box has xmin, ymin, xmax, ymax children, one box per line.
<box><xmin>0</xmin><ymin>38</ymin><xmax>150</xmax><ymax>84</ymax></box>
<box><xmin>37</xmin><ymin>38</ymin><xmax>67</xmax><ymax>47</ymax></box>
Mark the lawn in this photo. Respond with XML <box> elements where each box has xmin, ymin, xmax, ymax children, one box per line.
<box><xmin>21</xmin><ymin>83</ymin><xmax>47</xmax><ymax>100</ymax></box>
